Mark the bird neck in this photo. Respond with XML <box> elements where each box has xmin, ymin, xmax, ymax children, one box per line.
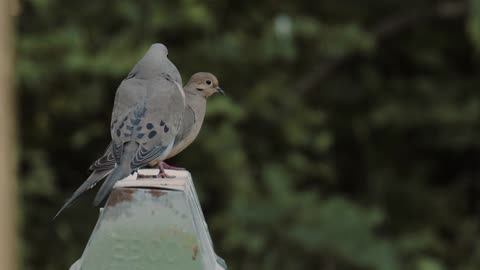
<box><xmin>185</xmin><ymin>90</ymin><xmax>207</xmax><ymax>110</ymax></box>
<box><xmin>184</xmin><ymin>83</ymin><xmax>206</xmax><ymax>99</ymax></box>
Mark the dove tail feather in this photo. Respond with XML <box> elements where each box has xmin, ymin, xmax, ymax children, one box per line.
<box><xmin>53</xmin><ymin>169</ymin><xmax>112</xmax><ymax>220</ymax></box>
<box><xmin>93</xmin><ymin>166</ymin><xmax>130</xmax><ymax>207</ymax></box>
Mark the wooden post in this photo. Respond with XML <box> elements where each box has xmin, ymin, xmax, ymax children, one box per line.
<box><xmin>0</xmin><ymin>0</ymin><xmax>17</xmax><ymax>269</ymax></box>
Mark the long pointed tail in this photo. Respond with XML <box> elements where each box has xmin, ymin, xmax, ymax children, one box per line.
<box><xmin>93</xmin><ymin>166</ymin><xmax>130</xmax><ymax>207</ymax></box>
<box><xmin>53</xmin><ymin>169</ymin><xmax>112</xmax><ymax>220</ymax></box>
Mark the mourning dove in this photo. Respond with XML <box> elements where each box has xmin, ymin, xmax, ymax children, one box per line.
<box><xmin>95</xmin><ymin>43</ymin><xmax>187</xmax><ymax>206</ymax></box>
<box><xmin>54</xmin><ymin>68</ymin><xmax>223</xmax><ymax>218</ymax></box>
<box><xmin>97</xmin><ymin>72</ymin><xmax>224</xmax><ymax>177</ymax></box>
<box><xmin>54</xmin><ymin>43</ymin><xmax>186</xmax><ymax>218</ymax></box>
<box><xmin>147</xmin><ymin>72</ymin><xmax>224</xmax><ymax>171</ymax></box>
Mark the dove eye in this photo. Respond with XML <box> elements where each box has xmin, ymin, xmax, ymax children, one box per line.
<box><xmin>206</xmin><ymin>80</ymin><xmax>212</xmax><ymax>85</ymax></box>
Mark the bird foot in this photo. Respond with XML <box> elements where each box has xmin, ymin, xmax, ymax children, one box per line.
<box><xmin>161</xmin><ymin>161</ymin><xmax>185</xmax><ymax>171</ymax></box>
<box><xmin>136</xmin><ymin>161</ymin><xmax>178</xmax><ymax>179</ymax></box>
<box><xmin>157</xmin><ymin>171</ymin><xmax>175</xmax><ymax>178</ymax></box>
<box><xmin>137</xmin><ymin>172</ymin><xmax>175</xmax><ymax>179</ymax></box>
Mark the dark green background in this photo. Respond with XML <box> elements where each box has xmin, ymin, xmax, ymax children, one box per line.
<box><xmin>18</xmin><ymin>0</ymin><xmax>480</xmax><ymax>269</ymax></box>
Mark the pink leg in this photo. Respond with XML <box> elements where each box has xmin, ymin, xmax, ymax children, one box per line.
<box><xmin>161</xmin><ymin>161</ymin><xmax>185</xmax><ymax>171</ymax></box>
<box><xmin>137</xmin><ymin>160</ymin><xmax>176</xmax><ymax>179</ymax></box>
<box><xmin>157</xmin><ymin>161</ymin><xmax>175</xmax><ymax>178</ymax></box>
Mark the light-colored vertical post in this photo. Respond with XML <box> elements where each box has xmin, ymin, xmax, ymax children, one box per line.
<box><xmin>0</xmin><ymin>0</ymin><xmax>17</xmax><ymax>270</ymax></box>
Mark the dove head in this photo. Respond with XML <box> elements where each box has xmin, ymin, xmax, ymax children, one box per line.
<box><xmin>149</xmin><ymin>43</ymin><xmax>168</xmax><ymax>55</ymax></box>
<box><xmin>185</xmin><ymin>72</ymin><xmax>224</xmax><ymax>98</ymax></box>
<box><xmin>131</xmin><ymin>43</ymin><xmax>182</xmax><ymax>83</ymax></box>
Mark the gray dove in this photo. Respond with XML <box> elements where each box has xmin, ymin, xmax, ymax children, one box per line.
<box><xmin>54</xmin><ymin>43</ymin><xmax>185</xmax><ymax>219</ymax></box>
<box><xmin>93</xmin><ymin>43</ymin><xmax>186</xmax><ymax>207</ymax></box>
<box><xmin>54</xmin><ymin>70</ymin><xmax>223</xmax><ymax>218</ymax></box>
<box><xmin>90</xmin><ymin>72</ymin><xmax>223</xmax><ymax>177</ymax></box>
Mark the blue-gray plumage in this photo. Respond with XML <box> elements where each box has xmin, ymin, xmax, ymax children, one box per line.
<box><xmin>54</xmin><ymin>43</ymin><xmax>185</xmax><ymax>219</ymax></box>
<box><xmin>93</xmin><ymin>44</ymin><xmax>185</xmax><ymax>207</ymax></box>
<box><xmin>131</xmin><ymin>118</ymin><xmax>141</xmax><ymax>125</ymax></box>
<box><xmin>148</xmin><ymin>131</ymin><xmax>157</xmax><ymax>138</ymax></box>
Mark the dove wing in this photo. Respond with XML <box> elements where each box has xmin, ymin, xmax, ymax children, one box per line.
<box><xmin>110</xmin><ymin>75</ymin><xmax>185</xmax><ymax>169</ymax></box>
<box><xmin>89</xmin><ymin>142</ymin><xmax>115</xmax><ymax>171</ymax></box>
<box><xmin>173</xmin><ymin>105</ymin><xmax>196</xmax><ymax>144</ymax></box>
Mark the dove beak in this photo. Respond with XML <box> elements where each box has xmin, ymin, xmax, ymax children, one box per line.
<box><xmin>215</xmin><ymin>86</ymin><xmax>225</xmax><ymax>95</ymax></box>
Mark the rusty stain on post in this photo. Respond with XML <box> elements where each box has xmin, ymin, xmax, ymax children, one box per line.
<box><xmin>106</xmin><ymin>189</ymin><xmax>135</xmax><ymax>207</ymax></box>
<box><xmin>192</xmin><ymin>244</ymin><xmax>199</xmax><ymax>260</ymax></box>
<box><xmin>148</xmin><ymin>189</ymin><xmax>167</xmax><ymax>198</ymax></box>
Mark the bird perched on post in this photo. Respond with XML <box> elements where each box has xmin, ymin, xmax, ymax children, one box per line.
<box><xmin>54</xmin><ymin>44</ymin><xmax>224</xmax><ymax>219</ymax></box>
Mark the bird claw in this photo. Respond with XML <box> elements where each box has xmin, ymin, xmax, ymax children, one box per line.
<box><xmin>136</xmin><ymin>161</ymin><xmax>178</xmax><ymax>179</ymax></box>
<box><xmin>137</xmin><ymin>171</ymin><xmax>176</xmax><ymax>179</ymax></box>
<box><xmin>160</xmin><ymin>161</ymin><xmax>185</xmax><ymax>171</ymax></box>
<box><xmin>157</xmin><ymin>172</ymin><xmax>175</xmax><ymax>179</ymax></box>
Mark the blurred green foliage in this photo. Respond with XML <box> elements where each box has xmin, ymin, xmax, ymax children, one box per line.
<box><xmin>18</xmin><ymin>0</ymin><xmax>480</xmax><ymax>269</ymax></box>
